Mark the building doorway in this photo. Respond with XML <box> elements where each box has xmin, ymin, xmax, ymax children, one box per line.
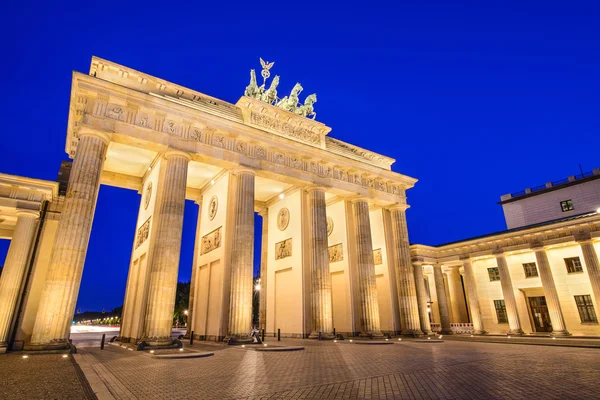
<box><xmin>528</xmin><ymin>296</ymin><xmax>552</xmax><ymax>332</ymax></box>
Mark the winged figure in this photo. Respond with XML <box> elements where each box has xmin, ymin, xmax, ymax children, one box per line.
<box><xmin>260</xmin><ymin>58</ymin><xmax>274</xmax><ymax>70</ymax></box>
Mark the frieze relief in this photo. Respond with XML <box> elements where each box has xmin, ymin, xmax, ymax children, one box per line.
<box><xmin>249</xmin><ymin>112</ymin><xmax>321</xmax><ymax>146</ymax></box>
<box><xmin>328</xmin><ymin>243</ymin><xmax>343</xmax><ymax>263</ymax></box>
<box><xmin>201</xmin><ymin>226</ymin><xmax>222</xmax><ymax>255</ymax></box>
<box><xmin>135</xmin><ymin>217</ymin><xmax>151</xmax><ymax>249</ymax></box>
<box><xmin>275</xmin><ymin>238</ymin><xmax>292</xmax><ymax>260</ymax></box>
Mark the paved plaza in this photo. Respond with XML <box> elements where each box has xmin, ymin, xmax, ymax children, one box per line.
<box><xmin>4</xmin><ymin>336</ymin><xmax>599</xmax><ymax>400</ymax></box>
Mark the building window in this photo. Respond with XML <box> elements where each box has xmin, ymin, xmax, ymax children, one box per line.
<box><xmin>523</xmin><ymin>262</ymin><xmax>538</xmax><ymax>278</ymax></box>
<box><xmin>565</xmin><ymin>257</ymin><xmax>583</xmax><ymax>273</ymax></box>
<box><xmin>574</xmin><ymin>295</ymin><xmax>598</xmax><ymax>323</ymax></box>
<box><xmin>488</xmin><ymin>267</ymin><xmax>501</xmax><ymax>281</ymax></box>
<box><xmin>560</xmin><ymin>200</ymin><xmax>574</xmax><ymax>212</ymax></box>
<box><xmin>494</xmin><ymin>300</ymin><xmax>508</xmax><ymax>323</ymax></box>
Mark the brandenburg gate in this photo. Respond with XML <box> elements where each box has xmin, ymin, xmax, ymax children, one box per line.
<box><xmin>2</xmin><ymin>57</ymin><xmax>425</xmax><ymax>351</ymax></box>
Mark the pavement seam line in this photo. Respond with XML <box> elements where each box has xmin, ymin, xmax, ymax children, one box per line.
<box><xmin>73</xmin><ymin>352</ymin><xmax>117</xmax><ymax>400</ymax></box>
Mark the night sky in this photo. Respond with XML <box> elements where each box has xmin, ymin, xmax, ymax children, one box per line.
<box><xmin>1</xmin><ymin>1</ymin><xmax>598</xmax><ymax>312</ymax></box>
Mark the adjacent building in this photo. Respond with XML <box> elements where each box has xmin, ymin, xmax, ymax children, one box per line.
<box><xmin>412</xmin><ymin>170</ymin><xmax>600</xmax><ymax>336</ymax></box>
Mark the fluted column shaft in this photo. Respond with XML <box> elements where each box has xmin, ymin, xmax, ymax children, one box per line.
<box><xmin>29</xmin><ymin>132</ymin><xmax>108</xmax><ymax>349</ymax></box>
<box><xmin>495</xmin><ymin>253</ymin><xmax>523</xmax><ymax>334</ymax></box>
<box><xmin>412</xmin><ymin>263</ymin><xmax>432</xmax><ymax>334</ymax></box>
<box><xmin>353</xmin><ymin>200</ymin><xmax>382</xmax><ymax>336</ymax></box>
<box><xmin>0</xmin><ymin>211</ymin><xmax>39</xmax><ymax>349</ymax></box>
<box><xmin>579</xmin><ymin>240</ymin><xmax>600</xmax><ymax>314</ymax></box>
<box><xmin>533</xmin><ymin>247</ymin><xmax>569</xmax><ymax>335</ymax></box>
<box><xmin>432</xmin><ymin>264</ymin><xmax>452</xmax><ymax>334</ymax></box>
<box><xmin>389</xmin><ymin>208</ymin><xmax>422</xmax><ymax>335</ymax></box>
<box><xmin>143</xmin><ymin>152</ymin><xmax>190</xmax><ymax>340</ymax></box>
<box><xmin>228</xmin><ymin>171</ymin><xmax>255</xmax><ymax>338</ymax></box>
<box><xmin>462</xmin><ymin>259</ymin><xmax>485</xmax><ymax>334</ymax></box>
<box><xmin>308</xmin><ymin>189</ymin><xmax>334</xmax><ymax>338</ymax></box>
<box><xmin>258</xmin><ymin>209</ymin><xmax>268</xmax><ymax>332</ymax></box>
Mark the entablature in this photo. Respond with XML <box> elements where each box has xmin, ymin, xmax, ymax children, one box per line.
<box><xmin>411</xmin><ymin>214</ymin><xmax>600</xmax><ymax>263</ymax></box>
<box><xmin>67</xmin><ymin>71</ymin><xmax>416</xmax><ymax>205</ymax></box>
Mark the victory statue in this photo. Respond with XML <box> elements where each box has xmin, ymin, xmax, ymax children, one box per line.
<box><xmin>243</xmin><ymin>58</ymin><xmax>317</xmax><ymax>119</ymax></box>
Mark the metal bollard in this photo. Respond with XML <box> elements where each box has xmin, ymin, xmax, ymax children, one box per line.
<box><xmin>101</xmin><ymin>333</ymin><xmax>105</xmax><ymax>350</ymax></box>
<box><xmin>261</xmin><ymin>329</ymin><xmax>265</xmax><ymax>342</ymax></box>
<box><xmin>277</xmin><ymin>328</ymin><xmax>281</xmax><ymax>341</ymax></box>
<box><xmin>318</xmin><ymin>332</ymin><xmax>322</xmax><ymax>341</ymax></box>
<box><xmin>190</xmin><ymin>331</ymin><xmax>194</xmax><ymax>345</ymax></box>
<box><xmin>333</xmin><ymin>328</ymin><xmax>336</xmax><ymax>336</ymax></box>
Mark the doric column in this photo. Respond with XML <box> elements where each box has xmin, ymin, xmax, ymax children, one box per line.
<box><xmin>448</xmin><ymin>266</ymin><xmax>468</xmax><ymax>322</ymax></box>
<box><xmin>143</xmin><ymin>151</ymin><xmax>191</xmax><ymax>342</ymax></box>
<box><xmin>432</xmin><ymin>264</ymin><xmax>452</xmax><ymax>334</ymax></box>
<box><xmin>532</xmin><ymin>244</ymin><xmax>570</xmax><ymax>336</ymax></box>
<box><xmin>461</xmin><ymin>258</ymin><xmax>486</xmax><ymax>334</ymax></box>
<box><xmin>412</xmin><ymin>261</ymin><xmax>432</xmax><ymax>334</ymax></box>
<box><xmin>577</xmin><ymin>235</ymin><xmax>600</xmax><ymax>314</ymax></box>
<box><xmin>28</xmin><ymin>131</ymin><xmax>109</xmax><ymax>350</ymax></box>
<box><xmin>0</xmin><ymin>210</ymin><xmax>39</xmax><ymax>351</ymax></box>
<box><xmin>389</xmin><ymin>207</ymin><xmax>422</xmax><ymax>335</ymax></box>
<box><xmin>258</xmin><ymin>208</ymin><xmax>268</xmax><ymax>332</ymax></box>
<box><xmin>307</xmin><ymin>188</ymin><xmax>334</xmax><ymax>339</ymax></box>
<box><xmin>352</xmin><ymin>199</ymin><xmax>382</xmax><ymax>337</ymax></box>
<box><xmin>186</xmin><ymin>197</ymin><xmax>203</xmax><ymax>337</ymax></box>
<box><xmin>494</xmin><ymin>251</ymin><xmax>523</xmax><ymax>334</ymax></box>
<box><xmin>227</xmin><ymin>169</ymin><xmax>255</xmax><ymax>340</ymax></box>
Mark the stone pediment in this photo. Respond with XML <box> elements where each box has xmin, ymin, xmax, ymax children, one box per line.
<box><xmin>236</xmin><ymin>96</ymin><xmax>330</xmax><ymax>149</ymax></box>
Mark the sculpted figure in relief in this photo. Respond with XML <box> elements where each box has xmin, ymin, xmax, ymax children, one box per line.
<box><xmin>244</xmin><ymin>69</ymin><xmax>261</xmax><ymax>99</ymax></box>
<box><xmin>260</xmin><ymin>75</ymin><xmax>279</xmax><ymax>105</ymax></box>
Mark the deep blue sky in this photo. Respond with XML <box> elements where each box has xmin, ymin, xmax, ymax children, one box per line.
<box><xmin>0</xmin><ymin>1</ymin><xmax>598</xmax><ymax>311</ymax></box>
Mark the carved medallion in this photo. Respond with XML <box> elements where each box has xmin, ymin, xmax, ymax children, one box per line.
<box><xmin>277</xmin><ymin>208</ymin><xmax>290</xmax><ymax>231</ymax></box>
<box><xmin>328</xmin><ymin>243</ymin><xmax>343</xmax><ymax>263</ymax></box>
<box><xmin>275</xmin><ymin>238</ymin><xmax>292</xmax><ymax>260</ymax></box>
<box><xmin>326</xmin><ymin>216</ymin><xmax>334</xmax><ymax>237</ymax></box>
<box><xmin>208</xmin><ymin>196</ymin><xmax>218</xmax><ymax>220</ymax></box>
<box><xmin>144</xmin><ymin>182</ymin><xmax>152</xmax><ymax>210</ymax></box>
<box><xmin>200</xmin><ymin>226</ymin><xmax>222</xmax><ymax>255</ymax></box>
<box><xmin>373</xmin><ymin>249</ymin><xmax>383</xmax><ymax>265</ymax></box>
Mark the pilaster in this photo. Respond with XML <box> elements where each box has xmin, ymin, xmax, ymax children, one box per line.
<box><xmin>412</xmin><ymin>261</ymin><xmax>432</xmax><ymax>335</ymax></box>
<box><xmin>461</xmin><ymin>258</ymin><xmax>486</xmax><ymax>334</ymax></box>
<box><xmin>577</xmin><ymin>235</ymin><xmax>600</xmax><ymax>317</ymax></box>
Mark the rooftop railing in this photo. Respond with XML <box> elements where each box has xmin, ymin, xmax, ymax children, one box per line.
<box><xmin>503</xmin><ymin>168</ymin><xmax>600</xmax><ymax>201</ymax></box>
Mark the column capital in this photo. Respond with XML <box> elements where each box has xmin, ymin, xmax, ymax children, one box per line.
<box><xmin>492</xmin><ymin>248</ymin><xmax>505</xmax><ymax>256</ymax></box>
<box><xmin>16</xmin><ymin>209</ymin><xmax>40</xmax><ymax>219</ymax></box>
<box><xmin>303</xmin><ymin>185</ymin><xmax>328</xmax><ymax>194</ymax></box>
<box><xmin>530</xmin><ymin>242</ymin><xmax>546</xmax><ymax>251</ymax></box>
<box><xmin>77</xmin><ymin>127</ymin><xmax>112</xmax><ymax>145</ymax></box>
<box><xmin>231</xmin><ymin>167</ymin><xmax>256</xmax><ymax>176</ymax></box>
<box><xmin>388</xmin><ymin>204</ymin><xmax>409</xmax><ymax>212</ymax></box>
<box><xmin>164</xmin><ymin>150</ymin><xmax>192</xmax><ymax>161</ymax></box>
<box><xmin>575</xmin><ymin>233</ymin><xmax>594</xmax><ymax>244</ymax></box>
<box><xmin>349</xmin><ymin>196</ymin><xmax>370</xmax><ymax>205</ymax></box>
<box><xmin>459</xmin><ymin>255</ymin><xmax>471</xmax><ymax>262</ymax></box>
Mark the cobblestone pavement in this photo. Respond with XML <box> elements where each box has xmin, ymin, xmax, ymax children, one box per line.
<box><xmin>0</xmin><ymin>352</ymin><xmax>95</xmax><ymax>399</ymax></box>
<box><xmin>75</xmin><ymin>338</ymin><xmax>600</xmax><ymax>400</ymax></box>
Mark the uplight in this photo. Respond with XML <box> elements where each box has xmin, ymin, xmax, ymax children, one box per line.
<box><xmin>398</xmin><ymin>338</ymin><xmax>402</xmax><ymax>341</ymax></box>
<box><xmin>179</xmin><ymin>348</ymin><xmax>184</xmax><ymax>352</ymax></box>
<box><xmin>62</xmin><ymin>354</ymin><xmax>68</xmax><ymax>358</ymax></box>
<box><xmin>241</xmin><ymin>345</ymin><xmax>245</xmax><ymax>348</ymax></box>
<box><xmin>211</xmin><ymin>180</ymin><xmax>215</xmax><ymax>185</ymax></box>
<box><xmin>263</xmin><ymin>344</ymin><xmax>267</xmax><ymax>347</ymax></box>
<box><xmin>279</xmin><ymin>193</ymin><xmax>285</xmax><ymax>200</ymax></box>
<box><xmin>349</xmin><ymin>339</ymin><xmax>353</xmax><ymax>342</ymax></box>
<box><xmin>22</xmin><ymin>355</ymin><xmax>28</xmax><ymax>359</ymax></box>
<box><xmin>150</xmin><ymin>350</ymin><xmax>155</xmax><ymax>354</ymax></box>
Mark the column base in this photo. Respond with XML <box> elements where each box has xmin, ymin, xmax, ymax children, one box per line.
<box><xmin>507</xmin><ymin>329</ymin><xmax>524</xmax><ymax>336</ymax></box>
<box><xmin>0</xmin><ymin>345</ymin><xmax>7</xmax><ymax>354</ymax></box>
<box><xmin>401</xmin><ymin>329</ymin><xmax>424</xmax><ymax>337</ymax></box>
<box><xmin>439</xmin><ymin>330</ymin><xmax>453</xmax><ymax>335</ymax></box>
<box><xmin>224</xmin><ymin>335</ymin><xmax>255</xmax><ymax>345</ymax></box>
<box><xmin>550</xmin><ymin>330</ymin><xmax>571</xmax><ymax>337</ymax></box>
<box><xmin>24</xmin><ymin>340</ymin><xmax>75</xmax><ymax>353</ymax></box>
<box><xmin>472</xmin><ymin>330</ymin><xmax>487</xmax><ymax>335</ymax></box>
<box><xmin>308</xmin><ymin>332</ymin><xmax>336</xmax><ymax>340</ymax></box>
<box><xmin>359</xmin><ymin>331</ymin><xmax>385</xmax><ymax>339</ymax></box>
<box><xmin>137</xmin><ymin>337</ymin><xmax>182</xmax><ymax>351</ymax></box>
